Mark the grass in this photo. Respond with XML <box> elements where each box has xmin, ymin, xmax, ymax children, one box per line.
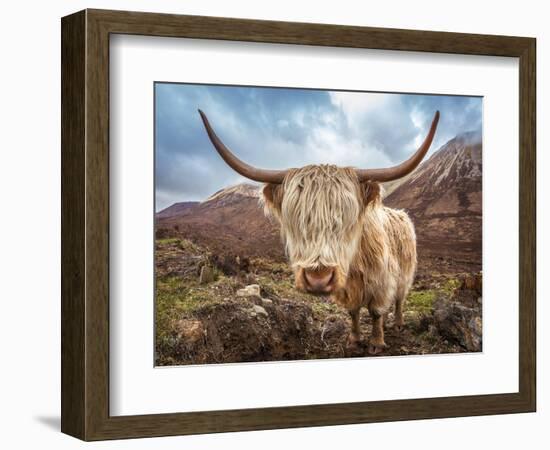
<box><xmin>156</xmin><ymin>275</ymin><xmax>229</xmax><ymax>316</ymax></box>
<box><xmin>156</xmin><ymin>237</ymin><xmax>181</xmax><ymax>245</ymax></box>
<box><xmin>157</xmin><ymin>254</ymin><xmax>461</xmax><ymax>322</ymax></box>
<box><xmin>407</xmin><ymin>290</ymin><xmax>437</xmax><ymax>314</ymax></box>
<box><xmin>251</xmin><ymin>257</ymin><xmax>290</xmax><ymax>274</ymax></box>
<box><xmin>155</xmin><ymin>237</ymin><xmax>465</xmax><ymax>356</ymax></box>
<box><xmin>256</xmin><ymin>273</ymin><xmax>314</xmax><ymax>303</ymax></box>
<box><xmin>310</xmin><ymin>300</ymin><xmax>340</xmax><ymax>316</ymax></box>
<box><xmin>155</xmin><ymin>275</ymin><xmax>229</xmax><ymax>351</ymax></box>
<box><xmin>407</xmin><ymin>277</ymin><xmax>460</xmax><ymax>314</ymax></box>
<box><xmin>256</xmin><ymin>269</ymin><xmax>341</xmax><ymax>318</ymax></box>
<box><xmin>442</xmin><ymin>277</ymin><xmax>461</xmax><ymax>293</ymax></box>
<box><xmin>156</xmin><ymin>237</ymin><xmax>203</xmax><ymax>253</ymax></box>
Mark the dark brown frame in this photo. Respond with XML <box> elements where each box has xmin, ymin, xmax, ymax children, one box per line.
<box><xmin>61</xmin><ymin>9</ymin><xmax>536</xmax><ymax>441</ymax></box>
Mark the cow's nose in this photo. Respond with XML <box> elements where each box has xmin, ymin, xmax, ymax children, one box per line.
<box><xmin>304</xmin><ymin>267</ymin><xmax>335</xmax><ymax>294</ymax></box>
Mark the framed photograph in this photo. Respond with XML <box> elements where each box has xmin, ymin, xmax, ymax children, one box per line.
<box><xmin>61</xmin><ymin>9</ymin><xmax>536</xmax><ymax>440</ymax></box>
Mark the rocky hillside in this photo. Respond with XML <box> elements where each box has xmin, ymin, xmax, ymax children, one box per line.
<box><xmin>156</xmin><ymin>201</ymin><xmax>199</xmax><ymax>219</ymax></box>
<box><xmin>156</xmin><ymin>183</ymin><xmax>284</xmax><ymax>261</ymax></box>
<box><xmin>155</xmin><ymin>237</ymin><xmax>482</xmax><ymax>365</ymax></box>
<box><xmin>384</xmin><ymin>131</ymin><xmax>482</xmax><ymax>262</ymax></box>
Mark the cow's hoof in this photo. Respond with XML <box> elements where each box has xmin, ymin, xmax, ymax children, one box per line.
<box><xmin>367</xmin><ymin>342</ymin><xmax>386</xmax><ymax>355</ymax></box>
<box><xmin>346</xmin><ymin>333</ymin><xmax>361</xmax><ymax>349</ymax></box>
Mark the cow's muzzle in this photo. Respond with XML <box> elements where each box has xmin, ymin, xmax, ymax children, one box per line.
<box><xmin>303</xmin><ymin>266</ymin><xmax>335</xmax><ymax>294</ymax></box>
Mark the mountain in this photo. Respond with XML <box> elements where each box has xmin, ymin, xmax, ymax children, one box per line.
<box><xmin>157</xmin><ymin>132</ymin><xmax>482</xmax><ymax>266</ymax></box>
<box><xmin>384</xmin><ymin>131</ymin><xmax>482</xmax><ymax>259</ymax></box>
<box><xmin>203</xmin><ymin>183</ymin><xmax>261</xmax><ymax>206</ymax></box>
<box><xmin>156</xmin><ymin>183</ymin><xmax>284</xmax><ymax>260</ymax></box>
<box><xmin>156</xmin><ymin>201</ymin><xmax>199</xmax><ymax>219</ymax></box>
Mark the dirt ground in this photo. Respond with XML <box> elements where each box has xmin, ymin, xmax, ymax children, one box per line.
<box><xmin>155</xmin><ymin>237</ymin><xmax>482</xmax><ymax>366</ymax></box>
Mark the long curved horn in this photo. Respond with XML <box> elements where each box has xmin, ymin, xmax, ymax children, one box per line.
<box><xmin>357</xmin><ymin>111</ymin><xmax>440</xmax><ymax>182</ymax></box>
<box><xmin>198</xmin><ymin>110</ymin><xmax>288</xmax><ymax>184</ymax></box>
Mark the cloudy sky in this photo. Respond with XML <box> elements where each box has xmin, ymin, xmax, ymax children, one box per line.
<box><xmin>155</xmin><ymin>83</ymin><xmax>482</xmax><ymax>211</ymax></box>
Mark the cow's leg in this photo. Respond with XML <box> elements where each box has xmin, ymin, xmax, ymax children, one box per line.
<box><xmin>394</xmin><ymin>296</ymin><xmax>405</xmax><ymax>332</ymax></box>
<box><xmin>393</xmin><ymin>283</ymin><xmax>410</xmax><ymax>332</ymax></box>
<box><xmin>347</xmin><ymin>308</ymin><xmax>361</xmax><ymax>347</ymax></box>
<box><xmin>334</xmin><ymin>274</ymin><xmax>364</xmax><ymax>348</ymax></box>
<box><xmin>368</xmin><ymin>304</ymin><xmax>387</xmax><ymax>355</ymax></box>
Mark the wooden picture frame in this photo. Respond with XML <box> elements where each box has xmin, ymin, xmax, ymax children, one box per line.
<box><xmin>61</xmin><ymin>9</ymin><xmax>536</xmax><ymax>441</ymax></box>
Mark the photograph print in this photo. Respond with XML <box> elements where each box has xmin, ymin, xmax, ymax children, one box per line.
<box><xmin>154</xmin><ymin>83</ymin><xmax>482</xmax><ymax>366</ymax></box>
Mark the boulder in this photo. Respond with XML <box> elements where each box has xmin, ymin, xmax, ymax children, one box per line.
<box><xmin>236</xmin><ymin>284</ymin><xmax>261</xmax><ymax>297</ymax></box>
<box><xmin>432</xmin><ymin>296</ymin><xmax>482</xmax><ymax>352</ymax></box>
<box><xmin>174</xmin><ymin>319</ymin><xmax>205</xmax><ymax>346</ymax></box>
<box><xmin>252</xmin><ymin>305</ymin><xmax>268</xmax><ymax>317</ymax></box>
<box><xmin>261</xmin><ymin>298</ymin><xmax>273</xmax><ymax>306</ymax></box>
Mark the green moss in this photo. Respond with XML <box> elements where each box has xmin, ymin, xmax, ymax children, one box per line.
<box><xmin>407</xmin><ymin>277</ymin><xmax>460</xmax><ymax>315</ymax></box>
<box><xmin>442</xmin><ymin>278</ymin><xmax>461</xmax><ymax>293</ymax></box>
<box><xmin>407</xmin><ymin>289</ymin><xmax>437</xmax><ymax>313</ymax></box>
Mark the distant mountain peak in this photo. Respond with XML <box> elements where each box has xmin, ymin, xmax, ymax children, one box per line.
<box><xmin>203</xmin><ymin>183</ymin><xmax>261</xmax><ymax>205</ymax></box>
<box><xmin>383</xmin><ymin>132</ymin><xmax>482</xmax><ymax>253</ymax></box>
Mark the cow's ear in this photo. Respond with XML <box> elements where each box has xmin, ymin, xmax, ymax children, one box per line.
<box><xmin>262</xmin><ymin>183</ymin><xmax>283</xmax><ymax>216</ymax></box>
<box><xmin>362</xmin><ymin>181</ymin><xmax>382</xmax><ymax>207</ymax></box>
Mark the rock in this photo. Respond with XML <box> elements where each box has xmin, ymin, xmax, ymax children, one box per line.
<box><xmin>199</xmin><ymin>265</ymin><xmax>215</xmax><ymax>284</ymax></box>
<box><xmin>174</xmin><ymin>319</ymin><xmax>204</xmax><ymax>345</ymax></box>
<box><xmin>252</xmin><ymin>305</ymin><xmax>268</xmax><ymax>317</ymax></box>
<box><xmin>247</xmin><ymin>284</ymin><xmax>261</xmax><ymax>296</ymax></box>
<box><xmin>432</xmin><ymin>296</ymin><xmax>482</xmax><ymax>351</ymax></box>
<box><xmin>470</xmin><ymin>316</ymin><xmax>482</xmax><ymax>336</ymax></box>
<box><xmin>236</xmin><ymin>284</ymin><xmax>261</xmax><ymax>297</ymax></box>
<box><xmin>460</xmin><ymin>272</ymin><xmax>482</xmax><ymax>295</ymax></box>
<box><xmin>320</xmin><ymin>316</ymin><xmax>347</xmax><ymax>342</ymax></box>
<box><xmin>261</xmin><ymin>298</ymin><xmax>273</xmax><ymax>306</ymax></box>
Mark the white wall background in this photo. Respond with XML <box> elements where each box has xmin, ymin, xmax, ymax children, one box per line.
<box><xmin>0</xmin><ymin>1</ymin><xmax>546</xmax><ymax>448</ymax></box>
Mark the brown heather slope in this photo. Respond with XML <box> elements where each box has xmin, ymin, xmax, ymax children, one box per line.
<box><xmin>156</xmin><ymin>201</ymin><xmax>199</xmax><ymax>219</ymax></box>
<box><xmin>157</xmin><ymin>183</ymin><xmax>284</xmax><ymax>261</ymax></box>
<box><xmin>384</xmin><ymin>131</ymin><xmax>482</xmax><ymax>271</ymax></box>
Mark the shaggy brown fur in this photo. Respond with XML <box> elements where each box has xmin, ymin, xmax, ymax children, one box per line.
<box><xmin>262</xmin><ymin>165</ymin><xmax>417</xmax><ymax>354</ymax></box>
